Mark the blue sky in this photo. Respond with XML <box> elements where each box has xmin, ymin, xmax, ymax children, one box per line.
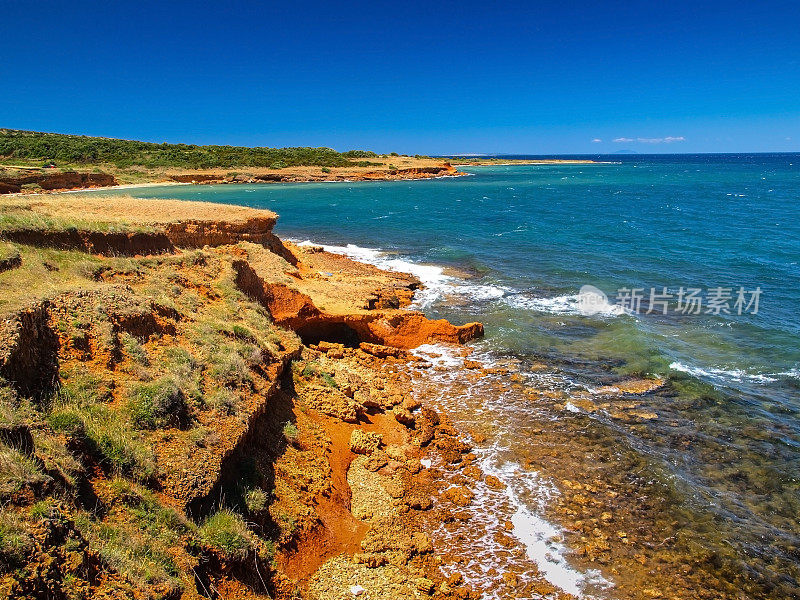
<box><xmin>1</xmin><ymin>0</ymin><xmax>798</xmax><ymax>154</ymax></box>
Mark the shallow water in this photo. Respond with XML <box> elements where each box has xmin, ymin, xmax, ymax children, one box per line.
<box><xmin>111</xmin><ymin>154</ymin><xmax>800</xmax><ymax>597</ymax></box>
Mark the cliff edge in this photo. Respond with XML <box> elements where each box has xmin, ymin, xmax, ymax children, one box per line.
<box><xmin>0</xmin><ymin>194</ymin><xmax>491</xmax><ymax>600</ymax></box>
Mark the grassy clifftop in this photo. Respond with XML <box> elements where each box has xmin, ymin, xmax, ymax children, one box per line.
<box><xmin>0</xmin><ymin>195</ymin><xmax>483</xmax><ymax>599</ymax></box>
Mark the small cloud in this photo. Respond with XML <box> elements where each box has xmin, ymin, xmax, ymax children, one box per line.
<box><xmin>591</xmin><ymin>138</ymin><xmax>602</xmax><ymax>143</ymax></box>
<box><xmin>786</xmin><ymin>137</ymin><xmax>792</xmax><ymax>141</ymax></box>
<box><xmin>613</xmin><ymin>136</ymin><xmax>685</xmax><ymax>144</ymax></box>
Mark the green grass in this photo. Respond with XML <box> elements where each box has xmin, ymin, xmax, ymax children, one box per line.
<box><xmin>54</xmin><ymin>367</ymin><xmax>156</xmax><ymax>480</ymax></box>
<box><xmin>0</xmin><ymin>206</ymin><xmax>156</xmax><ymax>235</ymax></box>
<box><xmin>0</xmin><ymin>383</ymin><xmax>35</xmax><ymax>427</ymax></box>
<box><xmin>0</xmin><ymin>509</ymin><xmax>34</xmax><ymax>573</ymax></box>
<box><xmin>208</xmin><ymin>343</ymin><xmax>257</xmax><ymax>388</ymax></box>
<box><xmin>31</xmin><ymin>430</ymin><xmax>83</xmax><ymax>488</ymax></box>
<box><xmin>0</xmin><ymin>442</ymin><xmax>50</xmax><ymax>500</ymax></box>
<box><xmin>0</xmin><ymin>246</ymin><xmax>112</xmax><ymax>314</ymax></box>
<box><xmin>121</xmin><ymin>332</ymin><xmax>150</xmax><ymax>366</ymax></box>
<box><xmin>75</xmin><ymin>509</ymin><xmax>183</xmax><ymax>596</ymax></box>
<box><xmin>0</xmin><ymin>241</ymin><xmax>20</xmax><ymax>263</ymax></box>
<box><xmin>199</xmin><ymin>509</ymin><xmax>254</xmax><ymax>560</ymax></box>
<box><xmin>49</xmin><ymin>398</ymin><xmax>157</xmax><ymax>482</ymax></box>
<box><xmin>127</xmin><ymin>377</ymin><xmax>189</xmax><ymax>430</ymax></box>
<box><xmin>108</xmin><ymin>478</ymin><xmax>193</xmax><ymax>542</ymax></box>
<box><xmin>205</xmin><ymin>387</ymin><xmax>240</xmax><ymax>416</ymax></box>
<box><xmin>298</xmin><ymin>361</ymin><xmax>338</xmax><ymax>388</ymax></box>
<box><xmin>86</xmin><ymin>410</ymin><xmax>157</xmax><ymax>481</ymax></box>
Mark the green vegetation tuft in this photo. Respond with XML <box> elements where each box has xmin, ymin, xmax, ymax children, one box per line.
<box><xmin>199</xmin><ymin>509</ymin><xmax>254</xmax><ymax>560</ymax></box>
<box><xmin>282</xmin><ymin>422</ymin><xmax>299</xmax><ymax>441</ymax></box>
<box><xmin>0</xmin><ymin>510</ymin><xmax>34</xmax><ymax>573</ymax></box>
<box><xmin>0</xmin><ymin>443</ymin><xmax>51</xmax><ymax>500</ymax></box>
<box><xmin>245</xmin><ymin>488</ymin><xmax>268</xmax><ymax>513</ymax></box>
<box><xmin>127</xmin><ymin>377</ymin><xmax>189</xmax><ymax>430</ymax></box>
<box><xmin>75</xmin><ymin>509</ymin><xmax>183</xmax><ymax>596</ymax></box>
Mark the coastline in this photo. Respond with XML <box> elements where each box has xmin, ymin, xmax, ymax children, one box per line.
<box><xmin>0</xmin><ymin>194</ymin><xmax>545</xmax><ymax>599</ymax></box>
<box><xmin>0</xmin><ymin>157</ymin><xmax>467</xmax><ymax>196</ymax></box>
<box><xmin>5</xmin><ymin>164</ymin><xmax>797</xmax><ymax>599</ymax></box>
<box><xmin>1</xmin><ymin>156</ymin><xmax>615</xmax><ymax>197</ymax></box>
<box><xmin>290</xmin><ymin>239</ymin><xmax>613</xmax><ymax>598</ymax></box>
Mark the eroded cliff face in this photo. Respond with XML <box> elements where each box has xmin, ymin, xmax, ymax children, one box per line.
<box><xmin>0</xmin><ymin>201</ymin><xmax>487</xmax><ymax>600</ymax></box>
<box><xmin>232</xmin><ymin>255</ymin><xmax>483</xmax><ymax>350</ymax></box>
<box><xmin>0</xmin><ymin>171</ymin><xmax>117</xmax><ymax>194</ymax></box>
<box><xmin>169</xmin><ymin>164</ymin><xmax>462</xmax><ymax>185</ymax></box>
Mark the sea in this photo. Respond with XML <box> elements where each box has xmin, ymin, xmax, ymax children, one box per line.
<box><xmin>109</xmin><ymin>153</ymin><xmax>800</xmax><ymax>599</ymax></box>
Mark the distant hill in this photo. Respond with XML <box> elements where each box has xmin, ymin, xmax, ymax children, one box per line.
<box><xmin>0</xmin><ymin>128</ymin><xmax>378</xmax><ymax>169</ymax></box>
<box><xmin>612</xmin><ymin>149</ymin><xmax>638</xmax><ymax>154</ymax></box>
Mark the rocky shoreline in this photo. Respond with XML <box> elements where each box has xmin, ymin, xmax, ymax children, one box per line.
<box><xmin>0</xmin><ymin>194</ymin><xmax>559</xmax><ymax>599</ymax></box>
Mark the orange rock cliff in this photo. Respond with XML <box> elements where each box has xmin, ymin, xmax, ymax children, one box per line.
<box><xmin>0</xmin><ymin>196</ymin><xmax>491</xmax><ymax>600</ymax></box>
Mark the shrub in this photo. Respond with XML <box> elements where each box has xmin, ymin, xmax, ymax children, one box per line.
<box><xmin>32</xmin><ymin>431</ymin><xmax>83</xmax><ymax>487</ymax></box>
<box><xmin>271</xmin><ymin>507</ymin><xmax>297</xmax><ymax>538</ymax></box>
<box><xmin>320</xmin><ymin>372</ymin><xmax>339</xmax><ymax>389</ymax></box>
<box><xmin>300</xmin><ymin>361</ymin><xmax>318</xmax><ymax>378</ymax></box>
<box><xmin>209</xmin><ymin>344</ymin><xmax>255</xmax><ymax>388</ymax></box>
<box><xmin>57</xmin><ymin>366</ymin><xmax>111</xmax><ymax>406</ymax></box>
<box><xmin>231</xmin><ymin>324</ymin><xmax>254</xmax><ymax>340</ymax></box>
<box><xmin>28</xmin><ymin>501</ymin><xmax>51</xmax><ymax>521</ymax></box>
<box><xmin>189</xmin><ymin>426</ymin><xmax>219</xmax><ymax>447</ymax></box>
<box><xmin>0</xmin><ymin>383</ymin><xmax>35</xmax><ymax>427</ymax></box>
<box><xmin>342</xmin><ymin>150</ymin><xmax>378</xmax><ymax>158</ymax></box>
<box><xmin>321</xmin><ymin>167</ymin><xmax>331</xmax><ymax>173</ymax></box>
<box><xmin>199</xmin><ymin>510</ymin><xmax>254</xmax><ymax>560</ymax></box>
<box><xmin>108</xmin><ymin>478</ymin><xmax>193</xmax><ymax>541</ymax></box>
<box><xmin>128</xmin><ymin>377</ymin><xmax>189</xmax><ymax>430</ymax></box>
<box><xmin>0</xmin><ymin>128</ymin><xmax>378</xmax><ymax>169</ymax></box>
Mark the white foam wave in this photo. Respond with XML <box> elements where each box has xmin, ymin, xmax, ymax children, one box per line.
<box><xmin>294</xmin><ymin>239</ymin><xmax>507</xmax><ymax>307</ymax></box>
<box><xmin>668</xmin><ymin>361</ymin><xmax>798</xmax><ymax>384</ymax></box>
<box><xmin>505</xmin><ymin>292</ymin><xmax>627</xmax><ymax>317</ymax></box>
<box><xmin>411</xmin><ymin>343</ymin><xmax>611</xmax><ymax>597</ymax></box>
<box><xmin>411</xmin><ymin>343</ymin><xmax>467</xmax><ymax>368</ymax></box>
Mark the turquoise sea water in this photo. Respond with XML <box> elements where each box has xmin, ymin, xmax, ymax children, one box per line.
<box><xmin>113</xmin><ymin>154</ymin><xmax>800</xmax><ymax>597</ymax></box>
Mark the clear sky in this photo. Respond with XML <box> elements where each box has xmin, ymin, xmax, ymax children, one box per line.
<box><xmin>2</xmin><ymin>0</ymin><xmax>798</xmax><ymax>154</ymax></box>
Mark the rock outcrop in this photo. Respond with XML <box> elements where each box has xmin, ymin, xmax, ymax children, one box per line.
<box><xmin>0</xmin><ymin>171</ymin><xmax>116</xmax><ymax>194</ymax></box>
<box><xmin>0</xmin><ymin>196</ymin><xmax>486</xmax><ymax>600</ymax></box>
